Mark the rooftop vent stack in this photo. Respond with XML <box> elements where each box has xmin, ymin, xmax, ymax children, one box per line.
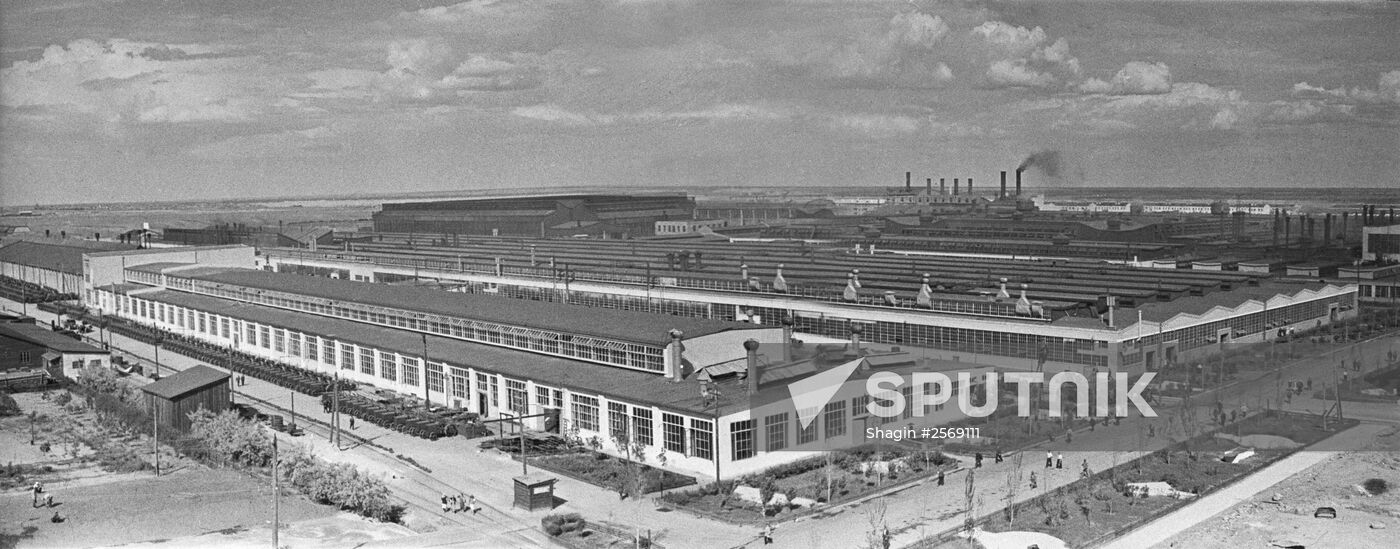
<box><xmin>843</xmin><ymin>273</ymin><xmax>859</xmax><ymax>302</ymax></box>
<box><xmin>749</xmin><ymin>276</ymin><xmax>762</xmax><ymax>291</ymax></box>
<box><xmin>997</xmin><ymin>277</ymin><xmax>1011</xmax><ymax>299</ymax></box>
<box><xmin>916</xmin><ymin>274</ymin><xmax>934</xmax><ymax>308</ymax></box>
<box><xmin>953</xmin><ymin>178</ymin><xmax>960</xmax><ymax>195</ymax></box>
<box><xmin>849</xmin><ymin>323</ymin><xmax>864</xmax><ymax>357</ymax></box>
<box><xmin>740</xmin><ymin>263</ymin><xmax>749</xmax><ymax>282</ymax></box>
<box><xmin>1016</xmin><ymin>284</ymin><xmax>1032</xmax><ymax>315</ymax></box>
<box><xmin>940</xmin><ymin>178</ymin><xmax>947</xmax><ymax>195</ymax></box>
<box><xmin>1341</xmin><ymin>212</ymin><xmax>1348</xmax><ymax>241</ymax></box>
<box><xmin>773</xmin><ymin>264</ymin><xmax>788</xmax><ymax>293</ymax></box>
<box><xmin>1016</xmin><ymin>169</ymin><xmax>1023</xmax><ymax>196</ymax></box>
<box><xmin>495</xmin><ymin>257</ymin><xmax>503</xmax><ymax>276</ymax></box>
<box><xmin>667</xmin><ymin>329</ymin><xmax>684</xmax><ymax>382</ymax></box>
<box><xmin>781</xmin><ymin>316</ymin><xmax>794</xmax><ymax>362</ymax></box>
<box><xmin>1284</xmin><ymin>215</ymin><xmax>1292</xmax><ymax>246</ymax></box>
<box><xmin>1000</xmin><ymin>171</ymin><xmax>1008</xmax><ymax>198</ymax></box>
<box><xmin>851</xmin><ymin>269</ymin><xmax>862</xmax><ymax>289</ymax></box>
<box><xmin>1391</xmin><ymin>207</ymin><xmax>1396</xmax><ymax>224</ymax></box>
<box><xmin>743</xmin><ymin>339</ymin><xmax>762</xmax><ymax>395</ymax></box>
<box><xmin>905</xmin><ymin>171</ymin><xmax>912</xmax><ymax>190</ymax></box>
<box><xmin>967</xmin><ymin>178</ymin><xmax>973</xmax><ymax>194</ymax></box>
<box><xmin>883</xmin><ymin>290</ymin><xmax>899</xmax><ymax>306</ymax></box>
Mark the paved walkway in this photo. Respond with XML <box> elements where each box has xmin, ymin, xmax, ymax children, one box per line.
<box><xmin>9</xmin><ymin>298</ymin><xmax>1398</xmax><ymax>549</ymax></box>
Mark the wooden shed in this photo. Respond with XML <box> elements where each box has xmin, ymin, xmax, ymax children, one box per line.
<box><xmin>140</xmin><ymin>365</ymin><xmax>231</xmax><ymax>432</ymax></box>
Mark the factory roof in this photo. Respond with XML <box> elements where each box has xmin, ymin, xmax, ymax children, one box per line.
<box><xmin>178</xmin><ymin>268</ymin><xmax>765</xmax><ymax>347</ymax></box>
<box><xmin>86</xmin><ymin>244</ymin><xmax>249</xmax><ymax>257</ymax></box>
<box><xmin>1122</xmin><ymin>281</ymin><xmax>1334</xmax><ymax>324</ymax></box>
<box><xmin>139</xmin><ymin>290</ymin><xmax>747</xmax><ymax>413</ymax></box>
<box><xmin>0</xmin><ymin>323</ymin><xmax>109</xmax><ymax>354</ymax></box>
<box><xmin>141</xmin><ymin>365</ymin><xmax>230</xmax><ymax>400</ymax></box>
<box><xmin>0</xmin><ymin>239</ymin><xmax>134</xmax><ymax>275</ymax></box>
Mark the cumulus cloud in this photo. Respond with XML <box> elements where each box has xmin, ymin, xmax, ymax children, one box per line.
<box><xmin>785</xmin><ymin>11</ymin><xmax>954</xmax><ymax>86</ymax></box>
<box><xmin>1080</xmin><ymin>61</ymin><xmax>1172</xmax><ymax>95</ymax></box>
<box><xmin>973</xmin><ymin>22</ymin><xmax>1080</xmax><ymax>90</ymax></box>
<box><xmin>971</xmin><ymin>21</ymin><xmax>1047</xmax><ymax>56</ymax></box>
<box><xmin>1210</xmin><ymin>108</ymin><xmax>1239</xmax><ymax>130</ymax></box>
<box><xmin>1263</xmin><ymin>100</ymin><xmax>1356</xmax><ymax>124</ymax></box>
<box><xmin>0</xmin><ymin>38</ymin><xmax>267</xmax><ymax>124</ymax></box>
<box><xmin>304</xmin><ymin>40</ymin><xmax>541</xmax><ymax>102</ymax></box>
<box><xmin>1291</xmin><ymin>70</ymin><xmax>1400</xmax><ymax>105</ymax></box>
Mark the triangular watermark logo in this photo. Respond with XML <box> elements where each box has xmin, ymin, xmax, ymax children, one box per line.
<box><xmin>789</xmin><ymin>358</ymin><xmax>862</xmax><ymax>430</ymax></box>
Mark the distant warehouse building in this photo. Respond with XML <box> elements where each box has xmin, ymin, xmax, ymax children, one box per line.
<box><xmin>372</xmin><ymin>194</ymin><xmax>696</xmax><ymax>239</ymax></box>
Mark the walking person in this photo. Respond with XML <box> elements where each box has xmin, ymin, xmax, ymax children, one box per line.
<box><xmin>994</xmin><ymin>449</ymin><xmax>1003</xmax><ymax>463</ymax></box>
<box><xmin>441</xmin><ymin>494</ymin><xmax>450</xmax><ymax>513</ymax></box>
<box><xmin>457</xmin><ymin>493</ymin><xmax>467</xmax><ymax>513</ymax></box>
<box><xmin>469</xmin><ymin>494</ymin><xmax>480</xmax><ymax>514</ymax></box>
<box><xmin>45</xmin><ymin>493</ymin><xmax>53</xmax><ymax>508</ymax></box>
<box><xmin>349</xmin><ymin>416</ymin><xmax>355</xmax><ymax>430</ymax></box>
<box><xmin>1046</xmin><ymin>450</ymin><xmax>1053</xmax><ymax>468</ymax></box>
<box><xmin>937</xmin><ymin>469</ymin><xmax>945</xmax><ymax>486</ymax></box>
<box><xmin>974</xmin><ymin>452</ymin><xmax>983</xmax><ymax>468</ymax></box>
<box><xmin>761</xmin><ymin>523</ymin><xmax>774</xmax><ymax>545</ymax></box>
<box><xmin>31</xmin><ymin>482</ymin><xmax>41</xmax><ymax>508</ymax></box>
<box><xmin>1056</xmin><ymin>454</ymin><xmax>1064</xmax><ymax>469</ymax></box>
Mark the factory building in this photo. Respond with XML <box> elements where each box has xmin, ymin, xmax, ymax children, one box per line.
<box><xmin>371</xmin><ymin>194</ymin><xmax>696</xmax><ymax>239</ymax></box>
<box><xmin>259</xmin><ymin>236</ymin><xmax>1358</xmax><ymax>376</ymax></box>
<box><xmin>92</xmin><ymin>265</ymin><xmax>796</xmax><ymax>477</ymax></box>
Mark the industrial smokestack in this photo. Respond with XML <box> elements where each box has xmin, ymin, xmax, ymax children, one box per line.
<box><xmin>1016</xmin><ymin>170</ymin><xmax>1023</xmax><ymax>196</ymax></box>
<box><xmin>1000</xmin><ymin>171</ymin><xmax>1008</xmax><ymax>198</ymax></box>
<box><xmin>926</xmin><ymin>178</ymin><xmax>932</xmax><ymax>195</ymax></box>
<box><xmin>940</xmin><ymin>178</ymin><xmax>946</xmax><ymax>195</ymax></box>
<box><xmin>905</xmin><ymin>171</ymin><xmax>911</xmax><ymax>190</ymax></box>
<box><xmin>1324</xmin><ymin>213</ymin><xmax>1333</xmax><ymax>244</ymax></box>
<box><xmin>953</xmin><ymin>178</ymin><xmax>960</xmax><ymax>195</ymax></box>
<box><xmin>744</xmin><ymin>339</ymin><xmax>761</xmax><ymax>395</ymax></box>
<box><xmin>1284</xmin><ymin>215</ymin><xmax>1291</xmax><ymax>246</ymax></box>
<box><xmin>1341</xmin><ymin>212</ymin><xmax>1348</xmax><ymax>241</ymax></box>
<box><xmin>967</xmin><ymin>178</ymin><xmax>973</xmax><ymax>194</ymax></box>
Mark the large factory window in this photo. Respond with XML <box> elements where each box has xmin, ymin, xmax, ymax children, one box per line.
<box><xmin>359</xmin><ymin>348</ymin><xmax>374</xmax><ymax>375</ymax></box>
<box><xmin>402</xmin><ymin>358</ymin><xmax>420</xmax><ymax>387</ymax></box>
<box><xmin>730</xmin><ymin>419</ymin><xmax>755</xmax><ymax>461</ymax></box>
<box><xmin>632</xmin><ymin>407</ymin><xmax>654</xmax><ymax>447</ymax></box>
<box><xmin>689</xmin><ymin>419</ymin><xmax>713</xmax><ymax>460</ymax></box>
<box><xmin>662</xmin><ymin>413</ymin><xmax>686</xmax><ymax>453</ymax></box>
<box><xmin>341</xmin><ymin>345</ymin><xmax>355</xmax><ymax>371</ymax></box>
<box><xmin>796</xmin><ymin>408</ymin><xmax>819</xmax><ymax>445</ymax></box>
<box><xmin>765</xmin><ymin>413</ymin><xmax>788</xmax><ymax>451</ymax></box>
<box><xmin>571</xmin><ymin>394</ymin><xmax>600</xmax><ymax>431</ymax></box>
<box><xmin>823</xmin><ymin>401</ymin><xmax>847</xmax><ymax>439</ymax></box>
<box><xmin>378</xmin><ymin>352</ymin><xmax>396</xmax><ymax>382</ymax></box>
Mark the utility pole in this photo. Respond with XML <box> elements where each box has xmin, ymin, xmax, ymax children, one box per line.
<box><xmin>273</xmin><ymin>436</ymin><xmax>280</xmax><ymax>549</ymax></box>
<box><xmin>330</xmin><ymin>372</ymin><xmax>340</xmax><ymax>446</ymax></box>
<box><xmin>152</xmin><ymin>402</ymin><xmax>160</xmax><ymax>476</ymax></box>
<box><xmin>153</xmin><ymin>336</ymin><xmax>163</xmax><ymax>378</ymax></box>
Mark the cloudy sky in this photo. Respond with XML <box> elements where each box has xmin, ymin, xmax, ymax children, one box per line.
<box><xmin>1</xmin><ymin>0</ymin><xmax>1397</xmax><ymax>205</ymax></box>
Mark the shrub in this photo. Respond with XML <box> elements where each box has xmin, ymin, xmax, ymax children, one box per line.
<box><xmin>1364</xmin><ymin>478</ymin><xmax>1389</xmax><ymax>496</ymax></box>
<box><xmin>0</xmin><ymin>392</ymin><xmax>18</xmax><ymax>417</ymax></box>
<box><xmin>541</xmin><ymin>513</ymin><xmax>586</xmax><ymax>536</ymax></box>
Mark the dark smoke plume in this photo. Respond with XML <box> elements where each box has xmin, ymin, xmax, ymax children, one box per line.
<box><xmin>1016</xmin><ymin>150</ymin><xmax>1062</xmax><ymax>178</ymax></box>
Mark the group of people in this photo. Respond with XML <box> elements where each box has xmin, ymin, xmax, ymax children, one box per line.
<box><xmin>32</xmin><ymin>482</ymin><xmax>64</xmax><ymax>523</ymax></box>
<box><xmin>440</xmin><ymin>493</ymin><xmax>480</xmax><ymax>514</ymax></box>
<box><xmin>972</xmin><ymin>450</ymin><xmax>1004</xmax><ymax>468</ymax></box>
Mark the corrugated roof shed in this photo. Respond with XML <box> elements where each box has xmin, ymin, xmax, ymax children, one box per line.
<box><xmin>0</xmin><ymin>323</ymin><xmax>109</xmax><ymax>354</ymax></box>
<box><xmin>184</xmin><ymin>268</ymin><xmax>763</xmax><ymax>346</ymax></box>
<box><xmin>138</xmin><ymin>289</ymin><xmax>744</xmax><ymax>413</ymax></box>
<box><xmin>141</xmin><ymin>364</ymin><xmax>230</xmax><ymax>400</ymax></box>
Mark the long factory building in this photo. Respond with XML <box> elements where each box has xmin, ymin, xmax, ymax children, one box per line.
<box><xmin>265</xmin><ymin>236</ymin><xmax>1359</xmax><ymax>374</ymax></box>
<box><xmin>0</xmin><ymin>237</ymin><xmax>1363</xmax><ymax>478</ymax></box>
